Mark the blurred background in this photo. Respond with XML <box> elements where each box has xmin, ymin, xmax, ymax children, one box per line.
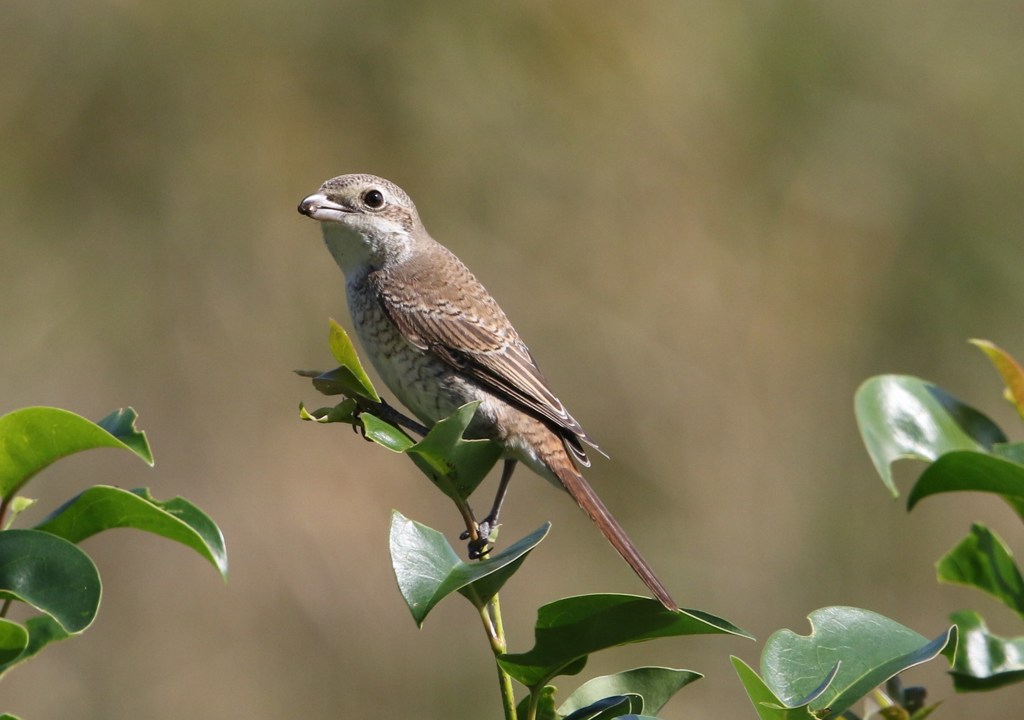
<box><xmin>3</xmin><ymin>1</ymin><xmax>1023</xmax><ymax>718</ymax></box>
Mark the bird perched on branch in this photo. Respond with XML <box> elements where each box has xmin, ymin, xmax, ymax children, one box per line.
<box><xmin>299</xmin><ymin>174</ymin><xmax>676</xmax><ymax>610</ymax></box>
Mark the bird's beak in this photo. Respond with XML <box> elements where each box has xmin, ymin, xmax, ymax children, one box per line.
<box><xmin>298</xmin><ymin>193</ymin><xmax>350</xmax><ymax>222</ymax></box>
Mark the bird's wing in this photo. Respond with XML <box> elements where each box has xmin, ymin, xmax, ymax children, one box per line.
<box><xmin>369</xmin><ymin>257</ymin><xmax>599</xmax><ymax>461</ymax></box>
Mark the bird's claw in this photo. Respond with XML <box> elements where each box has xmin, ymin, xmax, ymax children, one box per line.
<box><xmin>467</xmin><ymin>536</ymin><xmax>492</xmax><ymax>560</ymax></box>
<box><xmin>462</xmin><ymin>519</ymin><xmax>499</xmax><ymax>560</ymax></box>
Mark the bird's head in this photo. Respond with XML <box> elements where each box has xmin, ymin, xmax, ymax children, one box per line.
<box><xmin>298</xmin><ymin>174</ymin><xmax>424</xmax><ymax>272</ymax></box>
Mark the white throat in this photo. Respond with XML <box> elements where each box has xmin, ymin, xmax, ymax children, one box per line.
<box><xmin>319</xmin><ymin>219</ymin><xmax>416</xmax><ymax>276</ymax></box>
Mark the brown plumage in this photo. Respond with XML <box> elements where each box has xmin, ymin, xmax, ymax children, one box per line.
<box><xmin>299</xmin><ymin>173</ymin><xmax>677</xmax><ymax>610</ymax></box>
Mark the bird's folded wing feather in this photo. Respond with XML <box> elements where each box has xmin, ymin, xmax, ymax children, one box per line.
<box><xmin>369</xmin><ymin>260</ymin><xmax>598</xmax><ymax>458</ymax></box>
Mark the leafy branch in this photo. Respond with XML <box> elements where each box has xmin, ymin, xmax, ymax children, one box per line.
<box><xmin>855</xmin><ymin>338</ymin><xmax>1024</xmax><ymax>693</ymax></box>
<box><xmin>299</xmin><ymin>320</ymin><xmax>748</xmax><ymax>719</ymax></box>
<box><xmin>0</xmin><ymin>406</ymin><xmax>226</xmax><ymax>695</ymax></box>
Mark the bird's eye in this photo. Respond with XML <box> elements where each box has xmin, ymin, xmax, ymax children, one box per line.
<box><xmin>363</xmin><ymin>189</ymin><xmax>385</xmax><ymax>209</ymax></box>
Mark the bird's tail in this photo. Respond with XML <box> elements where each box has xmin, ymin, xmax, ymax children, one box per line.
<box><xmin>546</xmin><ymin>449</ymin><xmax>678</xmax><ymax>611</ymax></box>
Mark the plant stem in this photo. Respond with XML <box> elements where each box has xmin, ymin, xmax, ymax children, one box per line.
<box><xmin>479</xmin><ymin>593</ymin><xmax>517</xmax><ymax>720</ymax></box>
<box><xmin>0</xmin><ymin>493</ymin><xmax>10</xmax><ymax>530</ymax></box>
<box><xmin>363</xmin><ymin>397</ymin><xmax>430</xmax><ymax>437</ymax></box>
<box><xmin>526</xmin><ymin>691</ymin><xmax>540</xmax><ymax>720</ymax></box>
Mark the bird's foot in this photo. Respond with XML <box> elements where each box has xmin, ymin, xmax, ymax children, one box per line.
<box><xmin>461</xmin><ymin>518</ymin><xmax>500</xmax><ymax>560</ymax></box>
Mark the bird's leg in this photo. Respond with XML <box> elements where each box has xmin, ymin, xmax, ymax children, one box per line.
<box><xmin>452</xmin><ymin>494</ymin><xmax>483</xmax><ymax>546</ymax></box>
<box><xmin>462</xmin><ymin>459</ymin><xmax>518</xmax><ymax>559</ymax></box>
<box><xmin>481</xmin><ymin>458</ymin><xmax>517</xmax><ymax>536</ymax></box>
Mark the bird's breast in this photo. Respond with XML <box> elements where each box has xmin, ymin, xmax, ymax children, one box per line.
<box><xmin>346</xmin><ymin>274</ymin><xmax>482</xmax><ymax>430</ymax></box>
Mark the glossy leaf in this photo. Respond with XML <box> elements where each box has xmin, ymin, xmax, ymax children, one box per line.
<box><xmin>563</xmin><ymin>694</ymin><xmax>641</xmax><ymax>720</ymax></box>
<box><xmin>854</xmin><ymin>376</ymin><xmax>1005</xmax><ymax>497</ymax></box>
<box><xmin>0</xmin><ymin>615</ymin><xmax>71</xmax><ymax>678</ymax></box>
<box><xmin>0</xmin><ymin>618</ymin><xmax>28</xmax><ymax>666</ymax></box>
<box><xmin>404</xmin><ymin>402</ymin><xmax>502</xmax><ymax>501</ymax></box>
<box><xmin>299</xmin><ymin>403</ymin><xmax>415</xmax><ymax>454</ymax></box>
<box><xmin>360</xmin><ymin>412</ymin><xmax>416</xmax><ymax>452</ymax></box>
<box><xmin>731</xmin><ymin>656</ymin><xmax>819</xmax><ymax>720</ymax></box>
<box><xmin>3</xmin><ymin>497</ymin><xmax>36</xmax><ymax>530</ymax></box>
<box><xmin>303</xmin><ymin>401</ymin><xmax>501</xmax><ymax>502</ymax></box>
<box><xmin>948</xmin><ymin>610</ymin><xmax>1024</xmax><ymax>691</ymax></box>
<box><xmin>499</xmin><ymin>594</ymin><xmax>750</xmax><ymax>689</ymax></box>
<box><xmin>327</xmin><ymin>318</ymin><xmax>380</xmax><ymax>401</ymax></box>
<box><xmin>560</xmin><ymin>667</ymin><xmax>701</xmax><ymax>717</ymax></box>
<box><xmin>936</xmin><ymin>523</ymin><xmax>1023</xmax><ymax>617</ymax></box>
<box><xmin>0</xmin><ymin>529</ymin><xmax>100</xmax><ymax>634</ymax></box>
<box><xmin>389</xmin><ymin>511</ymin><xmax>549</xmax><ymax>626</ymax></box>
<box><xmin>309</xmin><ymin>368</ymin><xmax>362</xmax><ymax>398</ymax></box>
<box><xmin>35</xmin><ymin>485</ymin><xmax>228</xmax><ymax>579</ymax></box>
<box><xmin>906</xmin><ymin>451</ymin><xmax>1024</xmax><ymax>522</ymax></box>
<box><xmin>760</xmin><ymin>607</ymin><xmax>956</xmax><ymax>717</ymax></box>
<box><xmin>0</xmin><ymin>407</ymin><xmax>153</xmax><ymax>499</ymax></box>
<box><xmin>298</xmin><ymin>398</ymin><xmax>360</xmax><ymax>426</ymax></box>
<box><xmin>970</xmin><ymin>339</ymin><xmax>1024</xmax><ymax>421</ymax></box>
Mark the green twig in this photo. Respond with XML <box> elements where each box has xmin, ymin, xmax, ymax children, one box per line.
<box><xmin>480</xmin><ymin>593</ymin><xmax>517</xmax><ymax>720</ymax></box>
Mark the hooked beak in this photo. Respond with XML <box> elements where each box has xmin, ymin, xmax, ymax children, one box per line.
<box><xmin>297</xmin><ymin>193</ymin><xmax>350</xmax><ymax>222</ymax></box>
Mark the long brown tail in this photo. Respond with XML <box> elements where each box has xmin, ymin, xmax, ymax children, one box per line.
<box><xmin>548</xmin><ymin>452</ymin><xmax>678</xmax><ymax>611</ymax></box>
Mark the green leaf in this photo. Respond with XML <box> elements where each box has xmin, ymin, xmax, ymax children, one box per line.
<box><xmin>0</xmin><ymin>529</ymin><xmax>100</xmax><ymax>633</ymax></box>
<box><xmin>0</xmin><ymin>618</ymin><xmax>28</xmax><ymax>666</ymax></box>
<box><xmin>970</xmin><ymin>339</ymin><xmax>1024</xmax><ymax>422</ymax></box>
<box><xmin>35</xmin><ymin>485</ymin><xmax>228</xmax><ymax>579</ymax></box>
<box><xmin>908</xmin><ymin>704</ymin><xmax>942</xmax><ymax>720</ymax></box>
<box><xmin>560</xmin><ymin>667</ymin><xmax>701</xmax><ymax>717</ymax></box>
<box><xmin>0</xmin><ymin>407</ymin><xmax>153</xmax><ymax>499</ymax></box>
<box><xmin>936</xmin><ymin>523</ymin><xmax>1023</xmax><ymax>617</ymax></box>
<box><xmin>499</xmin><ymin>594</ymin><xmax>750</xmax><ymax>689</ymax></box>
<box><xmin>303</xmin><ymin>400</ymin><xmax>501</xmax><ymax>502</ymax></box>
<box><xmin>307</xmin><ymin>368</ymin><xmax>363</xmax><ymax>397</ymax></box>
<box><xmin>3</xmin><ymin>497</ymin><xmax>37</xmax><ymax>530</ymax></box>
<box><xmin>731</xmin><ymin>656</ymin><xmax>819</xmax><ymax>720</ymax></box>
<box><xmin>563</xmin><ymin>694</ymin><xmax>641</xmax><ymax>720</ymax></box>
<box><xmin>0</xmin><ymin>615</ymin><xmax>72</xmax><ymax>678</ymax></box>
<box><xmin>404</xmin><ymin>402</ymin><xmax>502</xmax><ymax>501</ymax></box>
<box><xmin>298</xmin><ymin>399</ymin><xmax>361</xmax><ymax>425</ymax></box>
<box><xmin>389</xmin><ymin>511</ymin><xmax>549</xmax><ymax>625</ymax></box>
<box><xmin>906</xmin><ymin>451</ymin><xmax>1024</xmax><ymax>522</ymax></box>
<box><xmin>760</xmin><ymin>607</ymin><xmax>956</xmax><ymax>717</ymax></box>
<box><xmin>361</xmin><ymin>413</ymin><xmax>416</xmax><ymax>452</ymax></box>
<box><xmin>326</xmin><ymin>318</ymin><xmax>380</xmax><ymax>401</ymax></box>
<box><xmin>854</xmin><ymin>376</ymin><xmax>1006</xmax><ymax>497</ymax></box>
<box><xmin>94</xmin><ymin>408</ymin><xmax>153</xmax><ymax>466</ymax></box>
<box><xmin>993</xmin><ymin>441</ymin><xmax>1024</xmax><ymax>464</ymax></box>
<box><xmin>948</xmin><ymin>609</ymin><xmax>1024</xmax><ymax>691</ymax></box>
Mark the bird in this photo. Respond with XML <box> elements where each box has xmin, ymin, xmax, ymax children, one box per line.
<box><xmin>298</xmin><ymin>173</ymin><xmax>677</xmax><ymax>610</ymax></box>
